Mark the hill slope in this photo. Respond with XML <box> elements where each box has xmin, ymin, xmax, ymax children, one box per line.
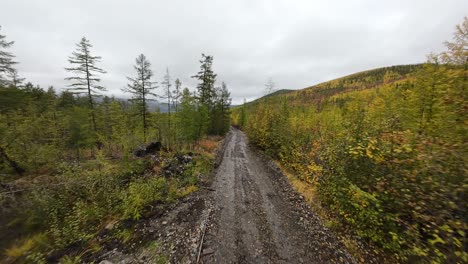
<box><xmin>248</xmin><ymin>64</ymin><xmax>422</xmax><ymax>106</ymax></box>
<box><xmin>231</xmin><ymin>63</ymin><xmax>466</xmax><ymax>263</ymax></box>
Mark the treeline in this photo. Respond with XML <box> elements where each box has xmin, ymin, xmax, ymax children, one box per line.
<box><xmin>0</xmin><ymin>33</ymin><xmax>231</xmax><ymax>175</ymax></box>
<box><xmin>232</xmin><ymin>18</ymin><xmax>467</xmax><ymax>263</ymax></box>
<box><xmin>0</xmin><ymin>27</ymin><xmax>229</xmax><ymax>262</ymax></box>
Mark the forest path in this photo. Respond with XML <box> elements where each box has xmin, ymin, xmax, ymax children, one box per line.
<box><xmin>200</xmin><ymin>128</ymin><xmax>355</xmax><ymax>263</ymax></box>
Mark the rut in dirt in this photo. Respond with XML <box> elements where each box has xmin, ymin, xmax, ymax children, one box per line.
<box><xmin>200</xmin><ymin>128</ymin><xmax>355</xmax><ymax>263</ymax></box>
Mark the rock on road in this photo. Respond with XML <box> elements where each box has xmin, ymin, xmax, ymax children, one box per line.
<box><xmin>201</xmin><ymin>128</ymin><xmax>355</xmax><ymax>263</ymax></box>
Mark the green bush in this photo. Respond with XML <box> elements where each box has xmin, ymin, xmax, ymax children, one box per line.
<box><xmin>122</xmin><ymin>176</ymin><xmax>168</xmax><ymax>220</ymax></box>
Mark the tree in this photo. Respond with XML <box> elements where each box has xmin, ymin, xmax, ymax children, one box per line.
<box><xmin>212</xmin><ymin>82</ymin><xmax>231</xmax><ymax>135</ymax></box>
<box><xmin>192</xmin><ymin>54</ymin><xmax>217</xmax><ymax>107</ymax></box>
<box><xmin>171</xmin><ymin>78</ymin><xmax>183</xmax><ymax>146</ymax></box>
<box><xmin>265</xmin><ymin>77</ymin><xmax>275</xmax><ymax>95</ymax></box>
<box><xmin>178</xmin><ymin>88</ymin><xmax>209</xmax><ymax>142</ymax></box>
<box><xmin>178</xmin><ymin>88</ymin><xmax>196</xmax><ymax>141</ymax></box>
<box><xmin>161</xmin><ymin>68</ymin><xmax>172</xmax><ymax>147</ymax></box>
<box><xmin>440</xmin><ymin>17</ymin><xmax>467</xmax><ymax>65</ymax></box>
<box><xmin>0</xmin><ymin>26</ymin><xmax>17</xmax><ymax>86</ymax></box>
<box><xmin>123</xmin><ymin>54</ymin><xmax>158</xmax><ymax>142</ymax></box>
<box><xmin>8</xmin><ymin>68</ymin><xmax>25</xmax><ymax>88</ymax></box>
<box><xmin>438</xmin><ymin>17</ymin><xmax>467</xmax><ymax>140</ymax></box>
<box><xmin>192</xmin><ymin>54</ymin><xmax>221</xmax><ymax>136</ymax></box>
<box><xmin>239</xmin><ymin>98</ymin><xmax>247</xmax><ymax>128</ymax></box>
<box><xmin>172</xmin><ymin>78</ymin><xmax>182</xmax><ymax>113</ymax></box>
<box><xmin>65</xmin><ymin>37</ymin><xmax>106</xmax><ymax>134</ymax></box>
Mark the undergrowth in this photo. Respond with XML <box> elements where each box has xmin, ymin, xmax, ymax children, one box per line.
<box><xmin>1</xmin><ymin>141</ymin><xmax>218</xmax><ymax>263</ymax></box>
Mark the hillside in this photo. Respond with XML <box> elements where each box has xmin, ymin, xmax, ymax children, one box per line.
<box><xmin>254</xmin><ymin>89</ymin><xmax>295</xmax><ymax>101</ymax></box>
<box><xmin>231</xmin><ymin>60</ymin><xmax>466</xmax><ymax>263</ymax></box>
<box><xmin>248</xmin><ymin>64</ymin><xmax>422</xmax><ymax>106</ymax></box>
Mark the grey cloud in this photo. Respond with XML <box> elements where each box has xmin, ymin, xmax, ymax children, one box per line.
<box><xmin>1</xmin><ymin>0</ymin><xmax>467</xmax><ymax>104</ymax></box>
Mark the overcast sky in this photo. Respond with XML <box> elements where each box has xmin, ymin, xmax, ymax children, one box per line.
<box><xmin>2</xmin><ymin>0</ymin><xmax>467</xmax><ymax>104</ymax></box>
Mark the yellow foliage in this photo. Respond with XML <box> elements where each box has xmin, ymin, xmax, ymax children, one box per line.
<box><xmin>5</xmin><ymin>233</ymin><xmax>48</xmax><ymax>258</ymax></box>
<box><xmin>179</xmin><ymin>185</ymin><xmax>198</xmax><ymax>197</ymax></box>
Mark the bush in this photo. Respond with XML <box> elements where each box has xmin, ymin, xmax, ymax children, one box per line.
<box><xmin>122</xmin><ymin>177</ymin><xmax>168</xmax><ymax>220</ymax></box>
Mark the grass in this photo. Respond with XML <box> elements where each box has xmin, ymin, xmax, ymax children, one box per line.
<box><xmin>197</xmin><ymin>136</ymin><xmax>221</xmax><ymax>154</ymax></box>
<box><xmin>142</xmin><ymin>240</ymin><xmax>169</xmax><ymax>264</ymax></box>
<box><xmin>2</xmin><ymin>137</ymin><xmax>222</xmax><ymax>262</ymax></box>
<box><xmin>5</xmin><ymin>233</ymin><xmax>48</xmax><ymax>259</ymax></box>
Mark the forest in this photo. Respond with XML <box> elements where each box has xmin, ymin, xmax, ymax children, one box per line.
<box><xmin>0</xmin><ymin>30</ymin><xmax>230</xmax><ymax>262</ymax></box>
<box><xmin>232</xmin><ymin>18</ymin><xmax>467</xmax><ymax>263</ymax></box>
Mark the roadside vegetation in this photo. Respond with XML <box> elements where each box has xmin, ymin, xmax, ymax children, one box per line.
<box><xmin>0</xmin><ymin>29</ymin><xmax>230</xmax><ymax>262</ymax></box>
<box><xmin>232</xmin><ymin>18</ymin><xmax>467</xmax><ymax>263</ymax></box>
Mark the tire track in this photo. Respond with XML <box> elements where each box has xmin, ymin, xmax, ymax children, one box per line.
<box><xmin>202</xmin><ymin>128</ymin><xmax>355</xmax><ymax>263</ymax></box>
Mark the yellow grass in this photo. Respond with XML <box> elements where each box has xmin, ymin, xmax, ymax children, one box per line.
<box><xmin>5</xmin><ymin>233</ymin><xmax>48</xmax><ymax>258</ymax></box>
<box><xmin>179</xmin><ymin>185</ymin><xmax>199</xmax><ymax>197</ymax></box>
<box><xmin>197</xmin><ymin>137</ymin><xmax>220</xmax><ymax>153</ymax></box>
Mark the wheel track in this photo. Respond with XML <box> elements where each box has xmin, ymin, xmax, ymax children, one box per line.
<box><xmin>202</xmin><ymin>128</ymin><xmax>355</xmax><ymax>264</ymax></box>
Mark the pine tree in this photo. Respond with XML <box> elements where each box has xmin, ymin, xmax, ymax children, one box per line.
<box><xmin>123</xmin><ymin>54</ymin><xmax>158</xmax><ymax>142</ymax></box>
<box><xmin>0</xmin><ymin>26</ymin><xmax>17</xmax><ymax>86</ymax></box>
<box><xmin>192</xmin><ymin>54</ymin><xmax>217</xmax><ymax>107</ymax></box>
<box><xmin>65</xmin><ymin>37</ymin><xmax>106</xmax><ymax>134</ymax></box>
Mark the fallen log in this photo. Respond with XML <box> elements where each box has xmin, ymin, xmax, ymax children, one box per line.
<box><xmin>0</xmin><ymin>146</ymin><xmax>25</xmax><ymax>175</ymax></box>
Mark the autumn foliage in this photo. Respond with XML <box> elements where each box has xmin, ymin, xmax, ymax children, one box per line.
<box><xmin>232</xmin><ymin>18</ymin><xmax>467</xmax><ymax>263</ymax></box>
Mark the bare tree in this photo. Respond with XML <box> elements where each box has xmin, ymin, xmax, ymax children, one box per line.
<box><xmin>265</xmin><ymin>77</ymin><xmax>276</xmax><ymax>95</ymax></box>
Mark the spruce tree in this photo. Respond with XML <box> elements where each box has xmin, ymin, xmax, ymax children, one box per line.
<box><xmin>0</xmin><ymin>26</ymin><xmax>17</xmax><ymax>86</ymax></box>
<box><xmin>65</xmin><ymin>37</ymin><xmax>106</xmax><ymax>133</ymax></box>
<box><xmin>192</xmin><ymin>54</ymin><xmax>218</xmax><ymax>136</ymax></box>
<box><xmin>192</xmin><ymin>54</ymin><xmax>217</xmax><ymax>107</ymax></box>
<box><xmin>123</xmin><ymin>54</ymin><xmax>158</xmax><ymax>142</ymax></box>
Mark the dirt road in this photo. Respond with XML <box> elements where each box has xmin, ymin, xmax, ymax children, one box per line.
<box><xmin>96</xmin><ymin>128</ymin><xmax>355</xmax><ymax>263</ymax></box>
<box><xmin>200</xmin><ymin>129</ymin><xmax>354</xmax><ymax>263</ymax></box>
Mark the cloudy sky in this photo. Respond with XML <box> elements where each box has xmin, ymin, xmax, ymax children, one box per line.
<box><xmin>2</xmin><ymin>0</ymin><xmax>466</xmax><ymax>104</ymax></box>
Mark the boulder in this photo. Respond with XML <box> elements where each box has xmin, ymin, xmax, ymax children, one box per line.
<box><xmin>145</xmin><ymin>142</ymin><xmax>162</xmax><ymax>154</ymax></box>
<box><xmin>133</xmin><ymin>142</ymin><xmax>162</xmax><ymax>157</ymax></box>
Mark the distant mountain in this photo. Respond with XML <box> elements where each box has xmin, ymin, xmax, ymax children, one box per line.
<box><xmin>147</xmin><ymin>101</ymin><xmax>171</xmax><ymax>113</ymax></box>
<box><xmin>98</xmin><ymin>97</ymin><xmax>173</xmax><ymax>113</ymax></box>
